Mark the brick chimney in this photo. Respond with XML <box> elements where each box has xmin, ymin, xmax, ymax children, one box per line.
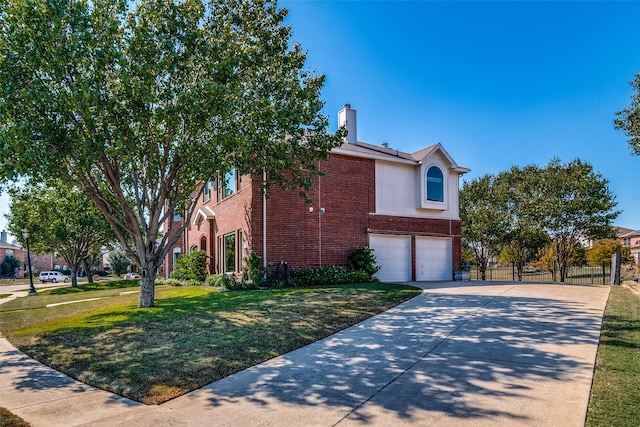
<box><xmin>338</xmin><ymin>104</ymin><xmax>357</xmax><ymax>145</ymax></box>
<box><xmin>1</xmin><ymin>230</ymin><xmax>7</xmax><ymax>243</ymax></box>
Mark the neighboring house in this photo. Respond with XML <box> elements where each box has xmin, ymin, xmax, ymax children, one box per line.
<box><xmin>163</xmin><ymin>104</ymin><xmax>469</xmax><ymax>282</ymax></box>
<box><xmin>0</xmin><ymin>230</ymin><xmax>25</xmax><ymax>278</ymax></box>
<box><xmin>619</xmin><ymin>229</ymin><xmax>640</xmax><ymax>266</ymax></box>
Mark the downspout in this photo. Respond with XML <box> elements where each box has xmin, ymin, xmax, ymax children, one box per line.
<box><xmin>263</xmin><ymin>169</ymin><xmax>267</xmax><ymax>277</ymax></box>
<box><xmin>318</xmin><ymin>161</ymin><xmax>322</xmax><ymax>266</ymax></box>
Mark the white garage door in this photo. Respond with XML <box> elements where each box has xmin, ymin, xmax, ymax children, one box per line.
<box><xmin>369</xmin><ymin>235</ymin><xmax>411</xmax><ymax>282</ymax></box>
<box><xmin>416</xmin><ymin>237</ymin><xmax>452</xmax><ymax>281</ymax></box>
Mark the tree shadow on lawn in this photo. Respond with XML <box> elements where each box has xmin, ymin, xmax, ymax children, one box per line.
<box><xmin>2</xmin><ymin>285</ymin><xmax>419</xmax><ymax>405</ymax></box>
<box><xmin>188</xmin><ymin>285</ymin><xmax>606</xmax><ymax>425</ymax></box>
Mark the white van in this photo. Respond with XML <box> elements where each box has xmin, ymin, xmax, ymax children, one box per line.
<box><xmin>38</xmin><ymin>271</ymin><xmax>69</xmax><ymax>283</ymax></box>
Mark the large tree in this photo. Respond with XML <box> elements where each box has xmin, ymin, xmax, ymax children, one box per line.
<box><xmin>459</xmin><ymin>174</ymin><xmax>509</xmax><ymax>280</ymax></box>
<box><xmin>0</xmin><ymin>0</ymin><xmax>343</xmax><ymax>307</ymax></box>
<box><xmin>496</xmin><ymin>166</ymin><xmax>548</xmax><ymax>281</ymax></box>
<box><xmin>534</xmin><ymin>158</ymin><xmax>618</xmax><ymax>282</ymax></box>
<box><xmin>6</xmin><ymin>183</ymin><xmax>115</xmax><ymax>287</ymax></box>
<box><xmin>615</xmin><ymin>72</ymin><xmax>640</xmax><ymax>154</ymax></box>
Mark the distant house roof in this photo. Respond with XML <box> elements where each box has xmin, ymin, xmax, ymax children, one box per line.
<box><xmin>619</xmin><ymin>229</ymin><xmax>640</xmax><ymax>238</ymax></box>
<box><xmin>0</xmin><ymin>240</ymin><xmax>21</xmax><ymax>251</ymax></box>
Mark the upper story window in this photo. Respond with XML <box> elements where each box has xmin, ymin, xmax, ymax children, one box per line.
<box><xmin>426</xmin><ymin>166</ymin><xmax>444</xmax><ymax>202</ymax></box>
<box><xmin>223</xmin><ymin>168</ymin><xmax>237</xmax><ymax>199</ymax></box>
<box><xmin>203</xmin><ymin>181</ymin><xmax>212</xmax><ymax>202</ymax></box>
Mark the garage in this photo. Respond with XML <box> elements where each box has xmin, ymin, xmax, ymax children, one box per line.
<box><xmin>416</xmin><ymin>237</ymin><xmax>452</xmax><ymax>281</ymax></box>
<box><xmin>369</xmin><ymin>234</ymin><xmax>411</xmax><ymax>282</ymax></box>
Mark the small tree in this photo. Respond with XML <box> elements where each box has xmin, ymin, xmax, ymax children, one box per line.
<box><xmin>1</xmin><ymin>255</ymin><xmax>21</xmax><ymax>277</ymax></box>
<box><xmin>587</xmin><ymin>239</ymin><xmax>634</xmax><ymax>266</ymax></box>
<box><xmin>460</xmin><ymin>174</ymin><xmax>508</xmax><ymax>280</ymax></box>
<box><xmin>108</xmin><ymin>250</ymin><xmax>131</xmax><ymax>277</ymax></box>
<box><xmin>348</xmin><ymin>246</ymin><xmax>380</xmax><ymax>281</ymax></box>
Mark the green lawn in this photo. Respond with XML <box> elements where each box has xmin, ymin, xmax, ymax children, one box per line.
<box><xmin>0</xmin><ymin>407</ymin><xmax>31</xmax><ymax>427</ymax></box>
<box><xmin>586</xmin><ymin>285</ymin><xmax>640</xmax><ymax>426</ymax></box>
<box><xmin>0</xmin><ymin>282</ymin><xmax>421</xmax><ymax>405</ymax></box>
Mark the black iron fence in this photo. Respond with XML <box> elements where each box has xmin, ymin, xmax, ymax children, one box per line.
<box><xmin>470</xmin><ymin>262</ymin><xmax>612</xmax><ymax>285</ymax></box>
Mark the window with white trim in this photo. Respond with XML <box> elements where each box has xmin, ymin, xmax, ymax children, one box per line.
<box><xmin>426</xmin><ymin>166</ymin><xmax>444</xmax><ymax>202</ymax></box>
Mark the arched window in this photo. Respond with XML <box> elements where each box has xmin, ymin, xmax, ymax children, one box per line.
<box><xmin>426</xmin><ymin>166</ymin><xmax>444</xmax><ymax>202</ymax></box>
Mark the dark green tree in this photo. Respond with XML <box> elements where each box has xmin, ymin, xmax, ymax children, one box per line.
<box><xmin>496</xmin><ymin>166</ymin><xmax>549</xmax><ymax>281</ymax></box>
<box><xmin>0</xmin><ymin>0</ymin><xmax>344</xmax><ymax>307</ymax></box>
<box><xmin>534</xmin><ymin>159</ymin><xmax>618</xmax><ymax>282</ymax></box>
<box><xmin>615</xmin><ymin>72</ymin><xmax>640</xmax><ymax>155</ymax></box>
<box><xmin>459</xmin><ymin>174</ymin><xmax>509</xmax><ymax>280</ymax></box>
<box><xmin>7</xmin><ymin>183</ymin><xmax>115</xmax><ymax>287</ymax></box>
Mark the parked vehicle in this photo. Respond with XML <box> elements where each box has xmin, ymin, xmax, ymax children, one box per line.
<box><xmin>39</xmin><ymin>271</ymin><xmax>69</xmax><ymax>283</ymax></box>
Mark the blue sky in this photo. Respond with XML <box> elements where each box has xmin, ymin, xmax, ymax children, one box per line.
<box><xmin>279</xmin><ymin>0</ymin><xmax>640</xmax><ymax>229</ymax></box>
<box><xmin>1</xmin><ymin>0</ymin><xmax>639</xmax><ymax>239</ymax></box>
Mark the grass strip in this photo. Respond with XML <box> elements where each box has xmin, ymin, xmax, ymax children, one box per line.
<box><xmin>1</xmin><ymin>283</ymin><xmax>420</xmax><ymax>405</ymax></box>
<box><xmin>586</xmin><ymin>285</ymin><xmax>640</xmax><ymax>426</ymax></box>
<box><xmin>0</xmin><ymin>407</ymin><xmax>31</xmax><ymax>427</ymax></box>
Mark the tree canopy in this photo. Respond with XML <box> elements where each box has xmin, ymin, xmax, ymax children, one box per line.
<box><xmin>460</xmin><ymin>158</ymin><xmax>618</xmax><ymax>282</ymax></box>
<box><xmin>0</xmin><ymin>0</ymin><xmax>343</xmax><ymax>307</ymax></box>
<box><xmin>615</xmin><ymin>72</ymin><xmax>640</xmax><ymax>155</ymax></box>
<box><xmin>6</xmin><ymin>183</ymin><xmax>115</xmax><ymax>287</ymax></box>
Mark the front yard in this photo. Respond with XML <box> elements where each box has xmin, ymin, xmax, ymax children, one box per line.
<box><xmin>0</xmin><ymin>282</ymin><xmax>421</xmax><ymax>405</ymax></box>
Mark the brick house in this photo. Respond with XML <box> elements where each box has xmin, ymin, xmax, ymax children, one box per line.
<box><xmin>163</xmin><ymin>105</ymin><xmax>469</xmax><ymax>282</ymax></box>
<box><xmin>0</xmin><ymin>230</ymin><xmax>24</xmax><ymax>278</ymax></box>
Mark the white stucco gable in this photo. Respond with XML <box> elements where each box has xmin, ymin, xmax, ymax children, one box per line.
<box><xmin>330</xmin><ymin>104</ymin><xmax>470</xmax><ymax>220</ymax></box>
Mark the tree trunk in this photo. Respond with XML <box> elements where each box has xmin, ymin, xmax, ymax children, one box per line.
<box><xmin>70</xmin><ymin>267</ymin><xmax>78</xmax><ymax>287</ymax></box>
<box><xmin>83</xmin><ymin>259</ymin><xmax>94</xmax><ymax>283</ymax></box>
<box><xmin>138</xmin><ymin>261</ymin><xmax>158</xmax><ymax>308</ymax></box>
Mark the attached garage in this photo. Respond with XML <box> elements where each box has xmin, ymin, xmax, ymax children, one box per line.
<box><xmin>369</xmin><ymin>234</ymin><xmax>411</xmax><ymax>282</ymax></box>
<box><xmin>416</xmin><ymin>237</ymin><xmax>452</xmax><ymax>281</ymax></box>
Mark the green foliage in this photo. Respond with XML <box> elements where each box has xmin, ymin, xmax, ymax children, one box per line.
<box><xmin>290</xmin><ymin>266</ymin><xmax>372</xmax><ymax>287</ymax></box>
<box><xmin>460</xmin><ymin>174</ymin><xmax>508</xmax><ymax>280</ymax></box>
<box><xmin>615</xmin><ymin>72</ymin><xmax>640</xmax><ymax>155</ymax></box>
<box><xmin>204</xmin><ymin>274</ymin><xmax>225</xmax><ymax>287</ymax></box>
<box><xmin>7</xmin><ymin>182</ymin><xmax>115</xmax><ymax>287</ymax></box>
<box><xmin>348</xmin><ymin>246</ymin><xmax>380</xmax><ymax>280</ymax></box>
<box><xmin>0</xmin><ymin>0</ymin><xmax>345</xmax><ymax>308</ymax></box>
<box><xmin>220</xmin><ymin>274</ymin><xmax>258</xmax><ymax>291</ymax></box>
<box><xmin>243</xmin><ymin>252</ymin><xmax>264</xmax><ymax>286</ymax></box>
<box><xmin>107</xmin><ymin>250</ymin><xmax>131</xmax><ymax>276</ymax></box>
<box><xmin>462</xmin><ymin>159</ymin><xmax>618</xmax><ymax>282</ymax></box>
<box><xmin>0</xmin><ymin>406</ymin><xmax>31</xmax><ymax>427</ymax></box>
<box><xmin>170</xmin><ymin>250</ymin><xmax>207</xmax><ymax>283</ymax></box>
<box><xmin>587</xmin><ymin>239</ymin><xmax>634</xmax><ymax>266</ymax></box>
<box><xmin>1</xmin><ymin>256</ymin><xmax>21</xmax><ymax>277</ymax></box>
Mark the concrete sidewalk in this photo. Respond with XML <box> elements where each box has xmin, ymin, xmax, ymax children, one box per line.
<box><xmin>0</xmin><ymin>282</ymin><xmax>610</xmax><ymax>426</ymax></box>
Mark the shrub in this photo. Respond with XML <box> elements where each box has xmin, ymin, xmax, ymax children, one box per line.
<box><xmin>171</xmin><ymin>250</ymin><xmax>207</xmax><ymax>283</ymax></box>
<box><xmin>205</xmin><ymin>274</ymin><xmax>225</xmax><ymax>287</ymax></box>
<box><xmin>244</xmin><ymin>252</ymin><xmax>265</xmax><ymax>286</ymax></box>
<box><xmin>1</xmin><ymin>256</ymin><xmax>21</xmax><ymax>277</ymax></box>
<box><xmin>348</xmin><ymin>246</ymin><xmax>380</xmax><ymax>280</ymax></box>
<box><xmin>220</xmin><ymin>274</ymin><xmax>258</xmax><ymax>291</ymax></box>
<box><xmin>289</xmin><ymin>265</ymin><xmax>370</xmax><ymax>287</ymax></box>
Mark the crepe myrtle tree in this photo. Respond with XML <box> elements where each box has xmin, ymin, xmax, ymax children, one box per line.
<box><xmin>7</xmin><ymin>183</ymin><xmax>115</xmax><ymax>287</ymax></box>
<box><xmin>0</xmin><ymin>0</ymin><xmax>345</xmax><ymax>307</ymax></box>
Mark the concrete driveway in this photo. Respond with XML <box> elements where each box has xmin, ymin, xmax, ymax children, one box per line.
<box><xmin>0</xmin><ymin>281</ymin><xmax>610</xmax><ymax>426</ymax></box>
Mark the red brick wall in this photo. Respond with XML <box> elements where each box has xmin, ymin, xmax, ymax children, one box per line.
<box><xmin>251</xmin><ymin>154</ymin><xmax>375</xmax><ymax>271</ymax></box>
<box><xmin>161</xmin><ymin>152</ymin><xmax>462</xmax><ymax>279</ymax></box>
